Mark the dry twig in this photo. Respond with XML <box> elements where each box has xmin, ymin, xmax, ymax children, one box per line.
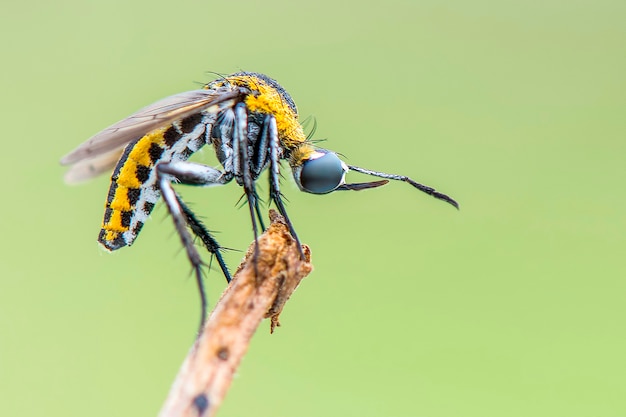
<box><xmin>158</xmin><ymin>210</ymin><xmax>313</xmax><ymax>417</ymax></box>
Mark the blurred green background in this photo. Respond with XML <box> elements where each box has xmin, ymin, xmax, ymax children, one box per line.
<box><xmin>1</xmin><ymin>0</ymin><xmax>625</xmax><ymax>416</ymax></box>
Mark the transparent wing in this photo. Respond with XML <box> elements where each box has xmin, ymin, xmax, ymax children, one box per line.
<box><xmin>60</xmin><ymin>88</ymin><xmax>242</xmax><ymax>166</ymax></box>
<box><xmin>63</xmin><ymin>147</ymin><xmax>126</xmax><ymax>184</ymax></box>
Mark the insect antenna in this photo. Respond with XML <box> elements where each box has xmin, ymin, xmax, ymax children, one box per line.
<box><xmin>347</xmin><ymin>165</ymin><xmax>459</xmax><ymax>209</ymax></box>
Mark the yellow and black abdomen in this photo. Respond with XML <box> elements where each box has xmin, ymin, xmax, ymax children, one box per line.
<box><xmin>99</xmin><ymin>72</ymin><xmax>311</xmax><ymax>251</ymax></box>
<box><xmin>99</xmin><ymin>113</ymin><xmax>210</xmax><ymax>250</ymax></box>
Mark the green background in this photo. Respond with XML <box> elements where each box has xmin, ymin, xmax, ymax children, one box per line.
<box><xmin>1</xmin><ymin>0</ymin><xmax>624</xmax><ymax>416</ymax></box>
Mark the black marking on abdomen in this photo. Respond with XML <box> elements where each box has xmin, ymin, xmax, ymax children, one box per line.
<box><xmin>120</xmin><ymin>211</ymin><xmax>132</xmax><ymax>228</ymax></box>
<box><xmin>102</xmin><ymin>207</ymin><xmax>113</xmax><ymax>225</ymax></box>
<box><xmin>127</xmin><ymin>188</ymin><xmax>141</xmax><ymax>206</ymax></box>
<box><xmin>143</xmin><ymin>201</ymin><xmax>155</xmax><ymax>214</ymax></box>
<box><xmin>111</xmin><ymin>140</ymin><xmax>137</xmax><ymax>181</ymax></box>
<box><xmin>181</xmin><ymin>113</ymin><xmax>203</xmax><ymax>133</ymax></box>
<box><xmin>164</xmin><ymin>126</ymin><xmax>182</xmax><ymax>146</ymax></box>
<box><xmin>148</xmin><ymin>142</ymin><xmax>164</xmax><ymax>164</ymax></box>
<box><xmin>106</xmin><ymin>182</ymin><xmax>119</xmax><ymax>204</ymax></box>
<box><xmin>135</xmin><ymin>165</ymin><xmax>150</xmax><ymax>183</ymax></box>
<box><xmin>132</xmin><ymin>220</ymin><xmax>144</xmax><ymax>236</ymax></box>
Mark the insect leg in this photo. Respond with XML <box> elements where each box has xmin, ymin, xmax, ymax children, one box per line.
<box><xmin>158</xmin><ymin>163</ymin><xmax>232</xmax><ymax>272</ymax></box>
<box><xmin>156</xmin><ymin>161</ymin><xmax>231</xmax><ymax>333</ymax></box>
<box><xmin>251</xmin><ymin>116</ymin><xmax>273</xmax><ymax>232</ymax></box>
<box><xmin>212</xmin><ymin>107</ymin><xmax>266</xmax><ymax>231</ymax></box>
<box><xmin>233</xmin><ymin>104</ymin><xmax>261</xmax><ymax>245</ymax></box>
<box><xmin>251</xmin><ymin>116</ymin><xmax>270</xmax><ymax>177</ymax></box>
<box><xmin>253</xmin><ymin>194</ymin><xmax>266</xmax><ymax>231</ymax></box>
<box><xmin>176</xmin><ymin>196</ymin><xmax>231</xmax><ymax>282</ymax></box>
<box><xmin>267</xmin><ymin>116</ymin><xmax>306</xmax><ymax>259</ymax></box>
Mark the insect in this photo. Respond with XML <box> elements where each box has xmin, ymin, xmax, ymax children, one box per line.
<box><xmin>61</xmin><ymin>72</ymin><xmax>458</xmax><ymax>328</ymax></box>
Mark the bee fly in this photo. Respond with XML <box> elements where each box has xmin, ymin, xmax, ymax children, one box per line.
<box><xmin>61</xmin><ymin>72</ymin><xmax>458</xmax><ymax>329</ymax></box>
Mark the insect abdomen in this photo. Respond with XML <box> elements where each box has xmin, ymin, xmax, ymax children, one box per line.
<box><xmin>98</xmin><ymin>113</ymin><xmax>210</xmax><ymax>250</ymax></box>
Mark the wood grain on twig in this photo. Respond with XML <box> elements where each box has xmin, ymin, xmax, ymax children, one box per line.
<box><xmin>158</xmin><ymin>210</ymin><xmax>313</xmax><ymax>417</ymax></box>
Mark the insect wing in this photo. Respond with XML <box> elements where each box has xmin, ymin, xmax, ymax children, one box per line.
<box><xmin>63</xmin><ymin>147</ymin><xmax>126</xmax><ymax>184</ymax></box>
<box><xmin>60</xmin><ymin>88</ymin><xmax>242</xmax><ymax>166</ymax></box>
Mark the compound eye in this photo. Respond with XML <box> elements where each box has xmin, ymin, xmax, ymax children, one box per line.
<box><xmin>299</xmin><ymin>152</ymin><xmax>346</xmax><ymax>194</ymax></box>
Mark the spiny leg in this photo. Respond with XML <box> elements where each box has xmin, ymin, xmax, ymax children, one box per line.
<box><xmin>249</xmin><ymin>115</ymin><xmax>272</xmax><ymax>232</ymax></box>
<box><xmin>234</xmin><ymin>103</ymin><xmax>262</xmax><ymax>273</ymax></box>
<box><xmin>234</xmin><ymin>106</ymin><xmax>260</xmax><ymax>237</ymax></box>
<box><xmin>267</xmin><ymin>116</ymin><xmax>306</xmax><ymax>259</ymax></box>
<box><xmin>217</xmin><ymin>106</ymin><xmax>266</xmax><ymax>233</ymax></box>
<box><xmin>157</xmin><ymin>171</ymin><xmax>207</xmax><ymax>335</ymax></box>
<box><xmin>252</xmin><ymin>190</ymin><xmax>266</xmax><ymax>231</ymax></box>
<box><xmin>156</xmin><ymin>161</ymin><xmax>231</xmax><ymax>335</ymax></box>
<box><xmin>176</xmin><ymin>195</ymin><xmax>231</xmax><ymax>282</ymax></box>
